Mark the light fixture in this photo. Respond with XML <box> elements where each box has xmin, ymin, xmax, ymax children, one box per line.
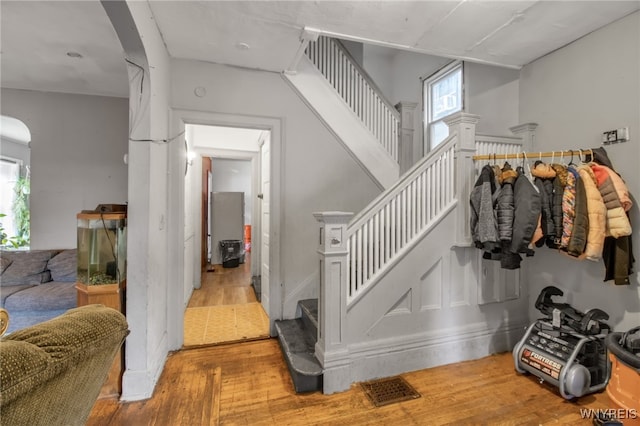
<box><xmin>66</xmin><ymin>51</ymin><xmax>83</xmax><ymax>58</ymax></box>
<box><xmin>187</xmin><ymin>150</ymin><xmax>197</xmax><ymax>166</ymax></box>
<box><xmin>236</xmin><ymin>42</ymin><xmax>250</xmax><ymax>50</ymax></box>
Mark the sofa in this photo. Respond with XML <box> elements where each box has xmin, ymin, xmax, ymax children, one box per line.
<box><xmin>0</xmin><ymin>249</ymin><xmax>77</xmax><ymax>333</ymax></box>
<box><xmin>0</xmin><ymin>304</ymin><xmax>129</xmax><ymax>426</ymax></box>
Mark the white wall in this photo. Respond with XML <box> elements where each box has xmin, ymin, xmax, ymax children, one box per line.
<box><xmin>211</xmin><ymin>158</ymin><xmax>252</xmax><ymax>225</ymax></box>
<box><xmin>0</xmin><ymin>88</ymin><xmax>128</xmax><ymax>249</ymax></box>
<box><xmin>361</xmin><ymin>45</ymin><xmax>520</xmax><ymax>161</ymax></box>
<box><xmin>171</xmin><ymin>59</ymin><xmax>382</xmax><ymax>319</ymax></box>
<box><xmin>520</xmin><ymin>11</ymin><xmax>640</xmax><ymax>331</ymax></box>
<box><xmin>465</xmin><ymin>62</ymin><xmax>520</xmax><ymax>136</ymax></box>
<box><xmin>103</xmin><ymin>0</ymin><xmax>173</xmax><ymax>402</ymax></box>
<box><xmin>190</xmin><ymin>124</ymin><xmax>262</xmax><ymax>152</ymax></box>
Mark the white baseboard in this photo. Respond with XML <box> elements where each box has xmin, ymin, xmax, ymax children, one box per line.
<box><xmin>322</xmin><ymin>319</ymin><xmax>528</xmax><ymax>394</ymax></box>
<box><xmin>120</xmin><ymin>333</ymin><xmax>169</xmax><ymax>401</ymax></box>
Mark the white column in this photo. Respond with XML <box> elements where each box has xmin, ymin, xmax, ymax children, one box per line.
<box><xmin>313</xmin><ymin>211</ymin><xmax>353</xmax><ymax>394</ymax></box>
<box><xmin>395</xmin><ymin>101</ymin><xmax>418</xmax><ymax>174</ymax></box>
<box><xmin>444</xmin><ymin>112</ymin><xmax>480</xmax><ymax>247</ymax></box>
<box><xmin>509</xmin><ymin>123</ymin><xmax>538</xmax><ymax>152</ymax></box>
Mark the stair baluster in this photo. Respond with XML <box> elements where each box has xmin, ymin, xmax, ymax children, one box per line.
<box><xmin>306</xmin><ymin>37</ymin><xmax>399</xmax><ymax>163</ymax></box>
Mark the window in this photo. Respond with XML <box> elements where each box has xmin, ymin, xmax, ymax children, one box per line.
<box><xmin>423</xmin><ymin>61</ymin><xmax>464</xmax><ymax>152</ymax></box>
<box><xmin>0</xmin><ymin>157</ymin><xmax>30</xmax><ymax>248</ymax></box>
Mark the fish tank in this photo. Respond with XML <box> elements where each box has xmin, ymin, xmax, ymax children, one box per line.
<box><xmin>77</xmin><ymin>212</ymin><xmax>126</xmax><ymax>286</ymax></box>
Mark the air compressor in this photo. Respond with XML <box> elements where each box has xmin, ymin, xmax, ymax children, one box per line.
<box><xmin>513</xmin><ymin>286</ymin><xmax>611</xmax><ymax>400</ymax></box>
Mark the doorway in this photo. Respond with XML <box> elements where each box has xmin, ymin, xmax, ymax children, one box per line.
<box><xmin>182</xmin><ymin>124</ymin><xmax>271</xmax><ymax>347</ymax></box>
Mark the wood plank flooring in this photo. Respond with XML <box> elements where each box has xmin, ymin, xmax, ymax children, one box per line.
<box><xmin>88</xmin><ymin>339</ymin><xmax>614</xmax><ymax>425</ymax></box>
<box><xmin>184</xmin><ymin>255</ymin><xmax>267</xmax><ymax>348</ymax></box>
<box><xmin>188</xmin><ymin>257</ymin><xmax>256</xmax><ymax>307</ymax></box>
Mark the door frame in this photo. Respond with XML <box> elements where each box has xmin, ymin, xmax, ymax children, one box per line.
<box><xmin>167</xmin><ymin>109</ymin><xmax>283</xmax><ymax>350</ymax></box>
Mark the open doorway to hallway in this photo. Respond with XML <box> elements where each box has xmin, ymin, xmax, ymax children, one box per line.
<box><xmin>182</xmin><ymin>124</ymin><xmax>271</xmax><ymax>348</ymax></box>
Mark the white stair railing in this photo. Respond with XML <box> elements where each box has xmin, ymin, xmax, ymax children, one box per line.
<box><xmin>474</xmin><ymin>133</ymin><xmax>523</xmax><ymax>174</ymax></box>
<box><xmin>346</xmin><ymin>134</ymin><xmax>457</xmax><ymax>305</ymax></box>
<box><xmin>306</xmin><ymin>36</ymin><xmax>399</xmax><ymax>162</ymax></box>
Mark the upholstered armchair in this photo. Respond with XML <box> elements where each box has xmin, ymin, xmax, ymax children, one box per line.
<box><xmin>0</xmin><ymin>305</ymin><xmax>128</xmax><ymax>426</ymax></box>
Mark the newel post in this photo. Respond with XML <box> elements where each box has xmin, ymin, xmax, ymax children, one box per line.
<box><xmin>444</xmin><ymin>112</ymin><xmax>480</xmax><ymax>247</ymax></box>
<box><xmin>313</xmin><ymin>211</ymin><xmax>353</xmax><ymax>394</ymax></box>
<box><xmin>395</xmin><ymin>101</ymin><xmax>418</xmax><ymax>174</ymax></box>
<box><xmin>509</xmin><ymin>123</ymin><xmax>538</xmax><ymax>152</ymax></box>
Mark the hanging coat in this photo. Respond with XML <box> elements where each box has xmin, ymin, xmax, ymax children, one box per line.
<box><xmin>496</xmin><ymin>163</ymin><xmax>517</xmax><ymax>242</ymax></box>
<box><xmin>577</xmin><ymin>165</ymin><xmax>607</xmax><ymax>261</ymax></box>
<box><xmin>603</xmin><ymin>234</ymin><xmax>635</xmax><ymax>285</ymax></box>
<box><xmin>470</xmin><ymin>165</ymin><xmax>499</xmax><ymax>250</ymax></box>
<box><xmin>603</xmin><ymin>167</ymin><xmax>633</xmax><ymax>212</ymax></box>
<box><xmin>560</xmin><ymin>169</ymin><xmax>577</xmax><ymax>249</ymax></box>
<box><xmin>510</xmin><ymin>168</ymin><xmax>542</xmax><ymax>255</ymax></box>
<box><xmin>591</xmin><ymin>163</ymin><xmax>632</xmax><ymax>238</ymax></box>
<box><xmin>531</xmin><ymin>162</ymin><xmax>556</xmax><ymax>248</ymax></box>
<box><xmin>566</xmin><ymin>167</ymin><xmax>589</xmax><ymax>258</ymax></box>
<box><xmin>549</xmin><ymin>164</ymin><xmax>567</xmax><ymax>248</ymax></box>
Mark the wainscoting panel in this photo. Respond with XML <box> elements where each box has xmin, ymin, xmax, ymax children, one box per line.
<box><xmin>450</xmin><ymin>247</ymin><xmax>471</xmax><ymax>307</ymax></box>
<box><xmin>386</xmin><ymin>289</ymin><xmax>413</xmax><ymax>316</ymax></box>
<box><xmin>420</xmin><ymin>258</ymin><xmax>442</xmax><ymax>311</ymax></box>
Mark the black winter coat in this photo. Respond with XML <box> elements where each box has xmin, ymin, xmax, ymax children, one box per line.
<box><xmin>496</xmin><ymin>164</ymin><xmax>517</xmax><ymax>242</ymax></box>
<box><xmin>549</xmin><ymin>175</ymin><xmax>564</xmax><ymax>248</ymax></box>
<box><xmin>510</xmin><ymin>168</ymin><xmax>542</xmax><ymax>254</ymax></box>
<box><xmin>534</xmin><ymin>176</ymin><xmax>554</xmax><ymax>248</ymax></box>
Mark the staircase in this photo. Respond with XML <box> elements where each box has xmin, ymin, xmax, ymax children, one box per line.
<box><xmin>274</xmin><ymin>299</ymin><xmax>321</xmax><ymax>392</ymax></box>
<box><xmin>283</xmin><ymin>36</ymin><xmax>400</xmax><ymax>189</ymax></box>
<box><xmin>277</xmin><ymin>34</ymin><xmax>534</xmax><ymax>395</ymax></box>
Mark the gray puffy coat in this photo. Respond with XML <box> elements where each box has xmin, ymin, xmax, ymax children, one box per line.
<box><xmin>470</xmin><ymin>165</ymin><xmax>499</xmax><ymax>250</ymax></box>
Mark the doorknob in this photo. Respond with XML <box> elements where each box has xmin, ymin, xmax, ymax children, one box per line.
<box><xmin>257</xmin><ymin>194</ymin><xmax>264</xmax><ymax>199</ymax></box>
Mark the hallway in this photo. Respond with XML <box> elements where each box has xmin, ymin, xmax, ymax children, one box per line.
<box><xmin>183</xmin><ymin>255</ymin><xmax>269</xmax><ymax>347</ymax></box>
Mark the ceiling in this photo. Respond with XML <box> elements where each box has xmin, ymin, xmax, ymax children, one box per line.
<box><xmin>1</xmin><ymin>1</ymin><xmax>638</xmax><ymax>99</ymax></box>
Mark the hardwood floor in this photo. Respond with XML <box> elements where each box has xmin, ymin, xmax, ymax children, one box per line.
<box><xmin>184</xmin><ymin>254</ymin><xmax>266</xmax><ymax>348</ymax></box>
<box><xmin>88</xmin><ymin>339</ymin><xmax>614</xmax><ymax>425</ymax></box>
<box><xmin>91</xmin><ymin>254</ymin><xmax>616</xmax><ymax>424</ymax></box>
<box><xmin>188</xmin><ymin>255</ymin><xmax>257</xmax><ymax>308</ymax></box>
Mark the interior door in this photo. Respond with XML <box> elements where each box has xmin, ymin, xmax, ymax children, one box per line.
<box><xmin>260</xmin><ymin>135</ymin><xmax>270</xmax><ymax>315</ymax></box>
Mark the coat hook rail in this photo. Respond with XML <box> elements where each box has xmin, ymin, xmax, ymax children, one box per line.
<box><xmin>472</xmin><ymin>149</ymin><xmax>594</xmax><ymax>161</ymax></box>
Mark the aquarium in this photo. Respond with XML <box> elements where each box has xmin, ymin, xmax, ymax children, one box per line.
<box><xmin>77</xmin><ymin>212</ymin><xmax>126</xmax><ymax>286</ymax></box>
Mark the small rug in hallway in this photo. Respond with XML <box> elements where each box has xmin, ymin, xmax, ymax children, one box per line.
<box><xmin>184</xmin><ymin>302</ymin><xmax>270</xmax><ymax>347</ymax></box>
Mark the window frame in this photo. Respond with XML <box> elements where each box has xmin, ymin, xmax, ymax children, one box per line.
<box><xmin>0</xmin><ymin>156</ymin><xmax>23</xmax><ymax>242</ymax></box>
<box><xmin>423</xmin><ymin>61</ymin><xmax>465</xmax><ymax>154</ymax></box>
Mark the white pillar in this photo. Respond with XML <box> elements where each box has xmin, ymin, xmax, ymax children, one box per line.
<box><xmin>510</xmin><ymin>123</ymin><xmax>538</xmax><ymax>152</ymax></box>
<box><xmin>313</xmin><ymin>211</ymin><xmax>353</xmax><ymax>394</ymax></box>
<box><xmin>444</xmin><ymin>112</ymin><xmax>480</xmax><ymax>247</ymax></box>
<box><xmin>395</xmin><ymin>101</ymin><xmax>418</xmax><ymax>174</ymax></box>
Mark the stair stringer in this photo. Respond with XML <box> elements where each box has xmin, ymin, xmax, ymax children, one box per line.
<box><xmin>320</xmin><ymin>210</ymin><xmax>529</xmax><ymax>394</ymax></box>
<box><xmin>283</xmin><ymin>57</ymin><xmax>399</xmax><ymax>190</ymax></box>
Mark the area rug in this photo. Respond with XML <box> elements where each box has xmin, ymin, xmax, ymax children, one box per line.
<box><xmin>184</xmin><ymin>302</ymin><xmax>270</xmax><ymax>347</ymax></box>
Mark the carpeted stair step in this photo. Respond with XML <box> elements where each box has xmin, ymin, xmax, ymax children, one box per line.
<box><xmin>297</xmin><ymin>298</ymin><xmax>318</xmax><ymax>339</ymax></box>
<box><xmin>274</xmin><ymin>316</ymin><xmax>322</xmax><ymax>393</ymax></box>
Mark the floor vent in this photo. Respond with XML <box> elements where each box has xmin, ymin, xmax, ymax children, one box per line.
<box><xmin>361</xmin><ymin>376</ymin><xmax>421</xmax><ymax>407</ymax></box>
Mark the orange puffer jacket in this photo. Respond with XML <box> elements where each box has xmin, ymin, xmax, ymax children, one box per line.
<box><xmin>577</xmin><ymin>165</ymin><xmax>606</xmax><ymax>261</ymax></box>
<box><xmin>591</xmin><ymin>163</ymin><xmax>632</xmax><ymax>238</ymax></box>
